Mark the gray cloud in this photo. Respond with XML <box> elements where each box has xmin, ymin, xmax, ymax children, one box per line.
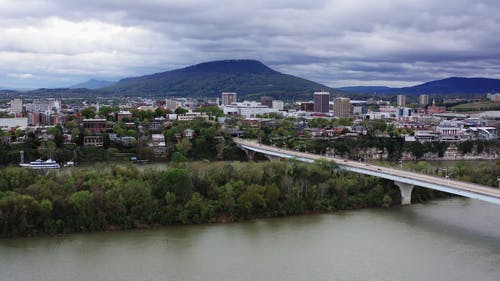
<box><xmin>0</xmin><ymin>0</ymin><xmax>499</xmax><ymax>88</ymax></box>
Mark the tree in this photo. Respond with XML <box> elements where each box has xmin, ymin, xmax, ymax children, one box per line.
<box><xmin>185</xmin><ymin>192</ymin><xmax>210</xmax><ymax>223</ymax></box>
<box><xmin>176</xmin><ymin>138</ymin><xmax>192</xmax><ymax>156</ymax></box>
<box><xmin>98</xmin><ymin>106</ymin><xmax>117</xmax><ymax>120</ymax></box>
<box><xmin>195</xmin><ymin>106</ymin><xmax>224</xmax><ymax>118</ymax></box>
<box><xmin>175</xmin><ymin>107</ymin><xmax>188</xmax><ymax>115</ymax></box>
<box><xmin>80</xmin><ymin>107</ymin><xmax>96</xmax><ymax>119</ymax></box>
<box><xmin>171</xmin><ymin>151</ymin><xmax>188</xmax><ymax>163</ymax></box>
<box><xmin>157</xmin><ymin>168</ymin><xmax>193</xmax><ymax>203</ymax></box>
<box><xmin>69</xmin><ymin>190</ymin><xmax>95</xmax><ymax>230</ymax></box>
<box><xmin>154</xmin><ymin>107</ymin><xmax>167</xmax><ymax>117</ymax></box>
<box><xmin>38</xmin><ymin>141</ymin><xmax>57</xmax><ymax>159</ymax></box>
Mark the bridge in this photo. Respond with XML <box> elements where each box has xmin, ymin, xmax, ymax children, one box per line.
<box><xmin>234</xmin><ymin>138</ymin><xmax>500</xmax><ymax>205</ymax></box>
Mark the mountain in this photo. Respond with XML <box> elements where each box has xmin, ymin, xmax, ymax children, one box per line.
<box><xmin>338</xmin><ymin>86</ymin><xmax>392</xmax><ymax>93</ymax></box>
<box><xmin>340</xmin><ymin>77</ymin><xmax>500</xmax><ymax>96</ymax></box>
<box><xmin>70</xmin><ymin>79</ymin><xmax>115</xmax><ymax>89</ymax></box>
<box><xmin>106</xmin><ymin>59</ymin><xmax>337</xmax><ymax>100</ymax></box>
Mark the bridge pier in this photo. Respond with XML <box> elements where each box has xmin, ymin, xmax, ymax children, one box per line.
<box><xmin>243</xmin><ymin>149</ymin><xmax>256</xmax><ymax>161</ymax></box>
<box><xmin>394</xmin><ymin>181</ymin><xmax>414</xmax><ymax>205</ymax></box>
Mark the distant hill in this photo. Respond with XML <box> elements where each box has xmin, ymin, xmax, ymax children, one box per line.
<box><xmin>340</xmin><ymin>77</ymin><xmax>500</xmax><ymax>96</ymax></box>
<box><xmin>106</xmin><ymin>59</ymin><xmax>337</xmax><ymax>100</ymax></box>
<box><xmin>70</xmin><ymin>79</ymin><xmax>115</xmax><ymax>89</ymax></box>
<box><xmin>338</xmin><ymin>86</ymin><xmax>392</xmax><ymax>93</ymax></box>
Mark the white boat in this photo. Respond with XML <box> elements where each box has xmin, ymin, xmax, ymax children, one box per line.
<box><xmin>20</xmin><ymin>159</ymin><xmax>61</xmax><ymax>169</ymax></box>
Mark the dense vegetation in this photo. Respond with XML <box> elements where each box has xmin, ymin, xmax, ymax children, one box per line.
<box><xmin>450</xmin><ymin>101</ymin><xmax>500</xmax><ymax>112</ymax></box>
<box><xmin>0</xmin><ymin>160</ymin><xmax>459</xmax><ymax>237</ymax></box>
<box><xmin>0</xmin><ymin>119</ymin><xmax>246</xmax><ymax>166</ymax></box>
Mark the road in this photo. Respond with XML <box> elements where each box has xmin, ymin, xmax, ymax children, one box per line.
<box><xmin>234</xmin><ymin>138</ymin><xmax>500</xmax><ymax>199</ymax></box>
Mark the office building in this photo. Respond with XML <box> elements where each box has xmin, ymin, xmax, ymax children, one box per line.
<box><xmin>352</xmin><ymin>105</ymin><xmax>367</xmax><ymax>115</ymax></box>
<box><xmin>272</xmin><ymin>100</ymin><xmax>284</xmax><ymax>110</ymax></box>
<box><xmin>165</xmin><ymin>99</ymin><xmax>182</xmax><ymax>111</ymax></box>
<box><xmin>222</xmin><ymin>101</ymin><xmax>277</xmax><ymax>117</ymax></box>
<box><xmin>221</xmin><ymin>92</ymin><xmax>237</xmax><ymax>106</ymax></box>
<box><xmin>397</xmin><ymin>95</ymin><xmax>406</xmax><ymax>107</ymax></box>
<box><xmin>260</xmin><ymin>96</ymin><xmax>273</xmax><ymax>108</ymax></box>
<box><xmin>419</xmin><ymin>94</ymin><xmax>429</xmax><ymax>106</ymax></box>
<box><xmin>314</xmin><ymin>92</ymin><xmax>330</xmax><ymax>113</ymax></box>
<box><xmin>0</xmin><ymin>117</ymin><xmax>28</xmax><ymax>131</ymax></box>
<box><xmin>334</xmin><ymin>97</ymin><xmax>350</xmax><ymax>117</ymax></box>
<box><xmin>10</xmin><ymin>99</ymin><xmax>23</xmax><ymax>116</ymax></box>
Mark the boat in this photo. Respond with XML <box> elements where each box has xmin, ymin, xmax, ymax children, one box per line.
<box><xmin>20</xmin><ymin>159</ymin><xmax>61</xmax><ymax>169</ymax></box>
<box><xmin>64</xmin><ymin>161</ymin><xmax>75</xmax><ymax>167</ymax></box>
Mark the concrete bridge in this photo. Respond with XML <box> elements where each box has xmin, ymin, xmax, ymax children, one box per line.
<box><xmin>234</xmin><ymin>138</ymin><xmax>500</xmax><ymax>205</ymax></box>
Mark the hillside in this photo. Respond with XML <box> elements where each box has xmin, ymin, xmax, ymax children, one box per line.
<box><xmin>341</xmin><ymin>77</ymin><xmax>500</xmax><ymax>96</ymax></box>
<box><xmin>106</xmin><ymin>59</ymin><xmax>336</xmax><ymax>100</ymax></box>
<box><xmin>70</xmin><ymin>79</ymin><xmax>115</xmax><ymax>89</ymax></box>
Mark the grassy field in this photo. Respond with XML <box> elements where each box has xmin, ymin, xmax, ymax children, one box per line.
<box><xmin>450</xmin><ymin>101</ymin><xmax>500</xmax><ymax>112</ymax></box>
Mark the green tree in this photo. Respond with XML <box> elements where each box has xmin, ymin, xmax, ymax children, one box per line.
<box><xmin>175</xmin><ymin>107</ymin><xmax>188</xmax><ymax>114</ymax></box>
<box><xmin>157</xmin><ymin>168</ymin><xmax>193</xmax><ymax>203</ymax></box>
<box><xmin>38</xmin><ymin>141</ymin><xmax>57</xmax><ymax>159</ymax></box>
<box><xmin>80</xmin><ymin>107</ymin><xmax>96</xmax><ymax>119</ymax></box>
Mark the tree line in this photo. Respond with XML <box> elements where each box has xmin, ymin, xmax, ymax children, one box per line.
<box><xmin>0</xmin><ymin>159</ymin><xmax>456</xmax><ymax>237</ymax></box>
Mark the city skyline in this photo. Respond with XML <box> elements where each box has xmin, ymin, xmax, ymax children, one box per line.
<box><xmin>1</xmin><ymin>0</ymin><xmax>500</xmax><ymax>89</ymax></box>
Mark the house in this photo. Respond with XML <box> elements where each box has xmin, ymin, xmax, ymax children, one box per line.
<box><xmin>177</xmin><ymin>111</ymin><xmax>209</xmax><ymax>121</ymax></box>
<box><xmin>83</xmin><ymin>135</ymin><xmax>104</xmax><ymax>147</ymax></box>
<box><xmin>149</xmin><ymin>134</ymin><xmax>166</xmax><ymax>155</ymax></box>
<box><xmin>117</xmin><ymin>111</ymin><xmax>133</xmax><ymax>121</ymax></box>
<box><xmin>183</xmin><ymin>128</ymin><xmax>195</xmax><ymax>139</ymax></box>
<box><xmin>149</xmin><ymin>117</ymin><xmax>166</xmax><ymax>130</ymax></box>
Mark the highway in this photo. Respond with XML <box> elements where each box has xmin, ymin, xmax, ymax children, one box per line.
<box><xmin>234</xmin><ymin>138</ymin><xmax>500</xmax><ymax>203</ymax></box>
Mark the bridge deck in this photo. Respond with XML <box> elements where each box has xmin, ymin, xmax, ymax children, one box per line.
<box><xmin>234</xmin><ymin>138</ymin><xmax>500</xmax><ymax>204</ymax></box>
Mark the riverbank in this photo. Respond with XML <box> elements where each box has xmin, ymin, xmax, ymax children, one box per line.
<box><xmin>0</xmin><ymin>159</ymin><xmax>496</xmax><ymax>238</ymax></box>
<box><xmin>0</xmin><ymin>160</ymin><xmax>446</xmax><ymax>238</ymax></box>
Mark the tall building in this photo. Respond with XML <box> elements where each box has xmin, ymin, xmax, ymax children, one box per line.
<box><xmin>25</xmin><ymin>99</ymin><xmax>53</xmax><ymax>113</ymax></box>
<box><xmin>272</xmin><ymin>100</ymin><xmax>284</xmax><ymax>110</ymax></box>
<box><xmin>10</xmin><ymin>99</ymin><xmax>23</xmax><ymax>116</ymax></box>
<box><xmin>165</xmin><ymin>99</ymin><xmax>181</xmax><ymax>111</ymax></box>
<box><xmin>419</xmin><ymin>94</ymin><xmax>429</xmax><ymax>106</ymax></box>
<box><xmin>313</xmin><ymin>92</ymin><xmax>330</xmax><ymax>113</ymax></box>
<box><xmin>221</xmin><ymin>92</ymin><xmax>237</xmax><ymax>106</ymax></box>
<box><xmin>397</xmin><ymin>95</ymin><xmax>406</xmax><ymax>107</ymax></box>
<box><xmin>334</xmin><ymin>97</ymin><xmax>350</xmax><ymax>117</ymax></box>
<box><xmin>260</xmin><ymin>96</ymin><xmax>273</xmax><ymax>108</ymax></box>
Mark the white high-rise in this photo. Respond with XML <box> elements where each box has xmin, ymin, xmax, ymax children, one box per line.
<box><xmin>10</xmin><ymin>99</ymin><xmax>22</xmax><ymax>115</ymax></box>
<box><xmin>397</xmin><ymin>95</ymin><xmax>406</xmax><ymax>107</ymax></box>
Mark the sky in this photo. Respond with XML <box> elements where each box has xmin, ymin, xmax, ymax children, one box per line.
<box><xmin>1</xmin><ymin>0</ymin><xmax>500</xmax><ymax>89</ymax></box>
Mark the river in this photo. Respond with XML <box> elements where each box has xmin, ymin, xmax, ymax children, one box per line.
<box><xmin>1</xmin><ymin>198</ymin><xmax>500</xmax><ymax>281</ymax></box>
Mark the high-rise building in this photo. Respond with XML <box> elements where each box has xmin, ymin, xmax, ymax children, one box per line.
<box><xmin>165</xmin><ymin>99</ymin><xmax>181</xmax><ymax>111</ymax></box>
<box><xmin>334</xmin><ymin>97</ymin><xmax>350</xmax><ymax>117</ymax></box>
<box><xmin>221</xmin><ymin>92</ymin><xmax>237</xmax><ymax>106</ymax></box>
<box><xmin>419</xmin><ymin>94</ymin><xmax>429</xmax><ymax>106</ymax></box>
<box><xmin>272</xmin><ymin>100</ymin><xmax>284</xmax><ymax>110</ymax></box>
<box><xmin>352</xmin><ymin>105</ymin><xmax>367</xmax><ymax>115</ymax></box>
<box><xmin>10</xmin><ymin>99</ymin><xmax>23</xmax><ymax>116</ymax></box>
<box><xmin>313</xmin><ymin>92</ymin><xmax>330</xmax><ymax>113</ymax></box>
<box><xmin>299</xmin><ymin>102</ymin><xmax>314</xmax><ymax>112</ymax></box>
<box><xmin>260</xmin><ymin>96</ymin><xmax>273</xmax><ymax>108</ymax></box>
<box><xmin>397</xmin><ymin>95</ymin><xmax>406</xmax><ymax>107</ymax></box>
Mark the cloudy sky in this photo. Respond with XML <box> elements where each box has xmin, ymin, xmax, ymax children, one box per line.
<box><xmin>1</xmin><ymin>0</ymin><xmax>499</xmax><ymax>89</ymax></box>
